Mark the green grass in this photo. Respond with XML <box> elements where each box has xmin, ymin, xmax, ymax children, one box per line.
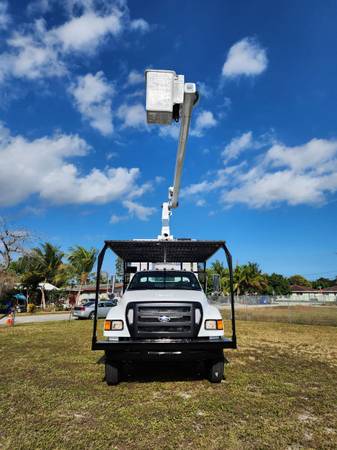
<box><xmin>225</xmin><ymin>304</ymin><xmax>337</xmax><ymax>327</ymax></box>
<box><xmin>1</xmin><ymin>318</ymin><xmax>337</xmax><ymax>449</ymax></box>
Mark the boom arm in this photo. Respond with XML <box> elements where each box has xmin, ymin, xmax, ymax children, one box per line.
<box><xmin>170</xmin><ymin>88</ymin><xmax>198</xmax><ymax>209</ymax></box>
<box><xmin>160</xmin><ymin>86</ymin><xmax>198</xmax><ymax>239</ymax></box>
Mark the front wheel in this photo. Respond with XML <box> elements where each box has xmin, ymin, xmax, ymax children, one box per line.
<box><xmin>105</xmin><ymin>361</ymin><xmax>119</xmax><ymax>385</ymax></box>
<box><xmin>89</xmin><ymin>311</ymin><xmax>95</xmax><ymax>320</ymax></box>
<box><xmin>208</xmin><ymin>360</ymin><xmax>224</xmax><ymax>383</ymax></box>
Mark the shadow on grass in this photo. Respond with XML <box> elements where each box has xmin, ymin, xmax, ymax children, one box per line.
<box><xmin>99</xmin><ymin>360</ymin><xmax>214</xmax><ymax>383</ymax></box>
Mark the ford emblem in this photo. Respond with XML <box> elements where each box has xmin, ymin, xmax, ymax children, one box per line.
<box><xmin>158</xmin><ymin>315</ymin><xmax>170</xmax><ymax>322</ymax></box>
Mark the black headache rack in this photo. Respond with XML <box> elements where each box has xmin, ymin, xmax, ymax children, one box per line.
<box><xmin>91</xmin><ymin>239</ymin><xmax>237</xmax><ymax>351</ymax></box>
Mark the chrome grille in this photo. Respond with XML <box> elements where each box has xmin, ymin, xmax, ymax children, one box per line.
<box><xmin>128</xmin><ymin>302</ymin><xmax>202</xmax><ymax>339</ymax></box>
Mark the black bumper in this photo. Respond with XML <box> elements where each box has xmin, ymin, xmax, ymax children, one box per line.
<box><xmin>92</xmin><ymin>337</ymin><xmax>236</xmax><ymax>361</ymax></box>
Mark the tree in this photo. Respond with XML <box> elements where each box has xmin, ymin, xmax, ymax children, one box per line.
<box><xmin>312</xmin><ymin>277</ymin><xmax>335</xmax><ymax>289</ymax></box>
<box><xmin>288</xmin><ymin>274</ymin><xmax>312</xmax><ymax>288</ymax></box>
<box><xmin>11</xmin><ymin>242</ymin><xmax>65</xmax><ymax>308</ymax></box>
<box><xmin>31</xmin><ymin>243</ymin><xmax>64</xmax><ymax>309</ymax></box>
<box><xmin>68</xmin><ymin>246</ymin><xmax>97</xmax><ymax>304</ymax></box>
<box><xmin>0</xmin><ymin>270</ymin><xmax>17</xmax><ymax>299</ymax></box>
<box><xmin>233</xmin><ymin>262</ymin><xmax>268</xmax><ymax>295</ymax></box>
<box><xmin>264</xmin><ymin>273</ymin><xmax>291</xmax><ymax>295</ymax></box>
<box><xmin>0</xmin><ymin>217</ymin><xmax>31</xmax><ymax>270</ymax></box>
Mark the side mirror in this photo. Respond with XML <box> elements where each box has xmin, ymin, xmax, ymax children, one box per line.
<box><xmin>213</xmin><ymin>274</ymin><xmax>220</xmax><ymax>292</ymax></box>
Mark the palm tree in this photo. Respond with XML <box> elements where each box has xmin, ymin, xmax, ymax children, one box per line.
<box><xmin>12</xmin><ymin>243</ymin><xmax>64</xmax><ymax>309</ymax></box>
<box><xmin>234</xmin><ymin>262</ymin><xmax>267</xmax><ymax>295</ymax></box>
<box><xmin>31</xmin><ymin>243</ymin><xmax>65</xmax><ymax>309</ymax></box>
<box><xmin>68</xmin><ymin>246</ymin><xmax>97</xmax><ymax>304</ymax></box>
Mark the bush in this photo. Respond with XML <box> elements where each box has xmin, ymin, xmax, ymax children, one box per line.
<box><xmin>27</xmin><ymin>303</ymin><xmax>36</xmax><ymax>313</ymax></box>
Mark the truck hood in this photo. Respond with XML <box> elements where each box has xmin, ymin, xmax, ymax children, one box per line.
<box><xmin>123</xmin><ymin>289</ymin><xmax>206</xmax><ymax>303</ymax></box>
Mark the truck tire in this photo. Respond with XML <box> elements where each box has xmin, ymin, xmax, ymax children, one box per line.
<box><xmin>105</xmin><ymin>361</ymin><xmax>119</xmax><ymax>385</ymax></box>
<box><xmin>209</xmin><ymin>360</ymin><xmax>224</xmax><ymax>383</ymax></box>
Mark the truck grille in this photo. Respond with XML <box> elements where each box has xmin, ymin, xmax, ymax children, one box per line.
<box><xmin>127</xmin><ymin>302</ymin><xmax>202</xmax><ymax>339</ymax></box>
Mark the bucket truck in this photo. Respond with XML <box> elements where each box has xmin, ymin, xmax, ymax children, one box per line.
<box><xmin>91</xmin><ymin>70</ymin><xmax>237</xmax><ymax>385</ymax></box>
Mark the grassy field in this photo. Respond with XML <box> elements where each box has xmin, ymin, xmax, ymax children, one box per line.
<box><xmin>1</xmin><ymin>314</ymin><xmax>337</xmax><ymax>449</ymax></box>
<box><xmin>228</xmin><ymin>305</ymin><xmax>337</xmax><ymax>327</ymax></box>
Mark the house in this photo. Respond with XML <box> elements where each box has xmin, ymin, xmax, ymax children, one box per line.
<box><xmin>66</xmin><ymin>282</ymin><xmax>123</xmax><ymax>303</ymax></box>
<box><xmin>289</xmin><ymin>285</ymin><xmax>337</xmax><ymax>303</ymax></box>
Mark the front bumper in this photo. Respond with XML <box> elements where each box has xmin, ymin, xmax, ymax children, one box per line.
<box><xmin>92</xmin><ymin>337</ymin><xmax>236</xmax><ymax>361</ymax></box>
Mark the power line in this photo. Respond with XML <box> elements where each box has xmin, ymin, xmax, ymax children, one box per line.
<box><xmin>287</xmin><ymin>269</ymin><xmax>337</xmax><ymax>277</ymax></box>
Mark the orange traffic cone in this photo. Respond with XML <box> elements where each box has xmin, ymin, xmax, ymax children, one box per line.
<box><xmin>6</xmin><ymin>313</ymin><xmax>14</xmax><ymax>327</ymax></box>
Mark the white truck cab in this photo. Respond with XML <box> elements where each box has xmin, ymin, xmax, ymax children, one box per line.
<box><xmin>104</xmin><ymin>270</ymin><xmax>224</xmax><ymax>340</ymax></box>
<box><xmin>91</xmin><ymin>239</ymin><xmax>237</xmax><ymax>385</ymax></box>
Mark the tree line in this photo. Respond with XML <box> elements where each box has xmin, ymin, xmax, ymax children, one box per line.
<box><xmin>1</xmin><ymin>219</ymin><xmax>336</xmax><ymax>305</ymax></box>
<box><xmin>0</xmin><ymin>218</ymin><xmax>98</xmax><ymax>307</ymax></box>
<box><xmin>206</xmin><ymin>261</ymin><xmax>337</xmax><ymax>296</ymax></box>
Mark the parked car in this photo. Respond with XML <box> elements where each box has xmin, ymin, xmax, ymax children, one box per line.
<box><xmin>16</xmin><ymin>304</ymin><xmax>27</xmax><ymax>313</ymax></box>
<box><xmin>72</xmin><ymin>299</ymin><xmax>117</xmax><ymax>319</ymax></box>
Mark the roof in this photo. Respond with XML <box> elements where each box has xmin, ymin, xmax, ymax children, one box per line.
<box><xmin>67</xmin><ymin>283</ymin><xmax>123</xmax><ymax>292</ymax></box>
<box><xmin>290</xmin><ymin>285</ymin><xmax>319</xmax><ymax>293</ymax></box>
<box><xmin>321</xmin><ymin>285</ymin><xmax>337</xmax><ymax>293</ymax></box>
<box><xmin>105</xmin><ymin>239</ymin><xmax>226</xmax><ymax>263</ymax></box>
<box><xmin>290</xmin><ymin>284</ymin><xmax>337</xmax><ymax>293</ymax></box>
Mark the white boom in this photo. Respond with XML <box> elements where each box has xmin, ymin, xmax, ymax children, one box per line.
<box><xmin>145</xmin><ymin>70</ymin><xmax>198</xmax><ymax>240</ymax></box>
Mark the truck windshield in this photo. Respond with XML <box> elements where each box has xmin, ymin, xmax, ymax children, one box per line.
<box><xmin>127</xmin><ymin>271</ymin><xmax>201</xmax><ymax>291</ymax></box>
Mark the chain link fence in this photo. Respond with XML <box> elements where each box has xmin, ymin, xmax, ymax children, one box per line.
<box><xmin>210</xmin><ymin>294</ymin><xmax>337</xmax><ymax>326</ymax></box>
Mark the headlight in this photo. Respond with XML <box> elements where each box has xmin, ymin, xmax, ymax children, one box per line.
<box><xmin>104</xmin><ymin>320</ymin><xmax>124</xmax><ymax>331</ymax></box>
<box><xmin>205</xmin><ymin>319</ymin><xmax>223</xmax><ymax>330</ymax></box>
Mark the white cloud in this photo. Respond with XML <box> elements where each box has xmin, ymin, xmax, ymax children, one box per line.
<box><xmin>155</xmin><ymin>176</ymin><xmax>165</xmax><ymax>184</ymax></box>
<box><xmin>0</xmin><ymin>123</ymin><xmax>144</xmax><ymax>207</ymax></box>
<box><xmin>222</xmin><ymin>131</ymin><xmax>253</xmax><ymax>162</ymax></box>
<box><xmin>184</xmin><ymin>135</ymin><xmax>337</xmax><ymax>209</ymax></box>
<box><xmin>127</xmin><ymin>181</ymin><xmax>153</xmax><ymax>199</ymax></box>
<box><xmin>159</xmin><ymin>111</ymin><xmax>218</xmax><ymax>139</ymax></box>
<box><xmin>198</xmin><ymin>81</ymin><xmax>213</xmax><ymax>99</ymax></box>
<box><xmin>0</xmin><ymin>2</ymin><xmax>151</xmax><ymax>82</ymax></box>
<box><xmin>106</xmin><ymin>151</ymin><xmax>118</xmax><ymax>160</ymax></box>
<box><xmin>54</xmin><ymin>9</ymin><xmax>123</xmax><ymax>53</ymax></box>
<box><xmin>110</xmin><ymin>214</ymin><xmax>127</xmax><ymax>224</ymax></box>
<box><xmin>190</xmin><ymin>110</ymin><xmax>217</xmax><ymax>137</ymax></box>
<box><xmin>265</xmin><ymin>139</ymin><xmax>337</xmax><ymax>172</ymax></box>
<box><xmin>196</xmin><ymin>199</ymin><xmax>206</xmax><ymax>207</ymax></box>
<box><xmin>126</xmin><ymin>69</ymin><xmax>143</xmax><ymax>86</ymax></box>
<box><xmin>0</xmin><ymin>1</ymin><xmax>10</xmax><ymax>29</ymax></box>
<box><xmin>222</xmin><ymin>170</ymin><xmax>328</xmax><ymax>207</ymax></box>
<box><xmin>130</xmin><ymin>18</ymin><xmax>150</xmax><ymax>33</ymax></box>
<box><xmin>117</xmin><ymin>103</ymin><xmax>147</xmax><ymax>129</ymax></box>
<box><xmin>222</xmin><ymin>37</ymin><xmax>268</xmax><ymax>78</ymax></box>
<box><xmin>182</xmin><ymin>167</ymin><xmax>235</xmax><ymax>198</ymax></box>
<box><xmin>69</xmin><ymin>71</ymin><xmax>114</xmax><ymax>135</ymax></box>
<box><xmin>159</xmin><ymin>123</ymin><xmax>180</xmax><ymax>140</ymax></box>
<box><xmin>123</xmin><ymin>200</ymin><xmax>156</xmax><ymax>221</ymax></box>
<box><xmin>182</xmin><ymin>181</ymin><xmax>212</xmax><ymax>197</ymax></box>
<box><xmin>2</xmin><ymin>21</ymin><xmax>67</xmax><ymax>80</ymax></box>
<box><xmin>126</xmin><ymin>89</ymin><xmax>144</xmax><ymax>98</ymax></box>
<box><xmin>222</xmin><ymin>131</ymin><xmax>277</xmax><ymax>163</ymax></box>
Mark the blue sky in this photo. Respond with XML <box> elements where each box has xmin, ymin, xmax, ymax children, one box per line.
<box><xmin>1</xmin><ymin>0</ymin><xmax>337</xmax><ymax>278</ymax></box>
